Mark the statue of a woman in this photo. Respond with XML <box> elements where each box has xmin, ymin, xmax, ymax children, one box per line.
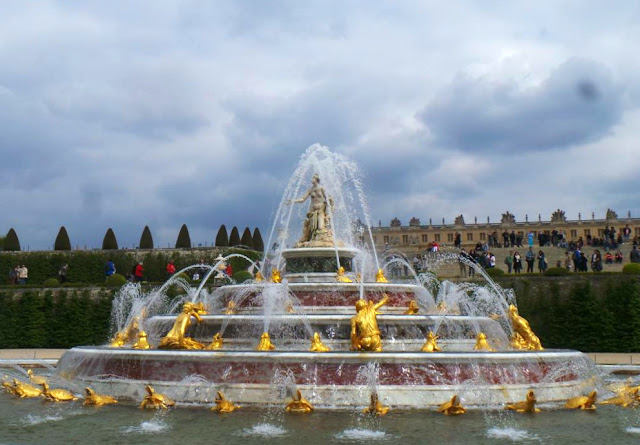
<box><xmin>288</xmin><ymin>174</ymin><xmax>334</xmax><ymax>247</ymax></box>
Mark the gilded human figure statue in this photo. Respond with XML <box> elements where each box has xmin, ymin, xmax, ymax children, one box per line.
<box><xmin>351</xmin><ymin>294</ymin><xmax>389</xmax><ymax>352</ymax></box>
<box><xmin>158</xmin><ymin>302</ymin><xmax>207</xmax><ymax>350</ymax></box>
<box><xmin>508</xmin><ymin>304</ymin><xmax>543</xmax><ymax>350</ymax></box>
<box><xmin>288</xmin><ymin>173</ymin><xmax>334</xmax><ymax>247</ymax></box>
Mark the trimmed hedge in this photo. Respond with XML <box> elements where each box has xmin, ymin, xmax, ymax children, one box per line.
<box><xmin>139</xmin><ymin>226</ymin><xmax>154</xmax><ymax>249</ymax></box>
<box><xmin>229</xmin><ymin>227</ymin><xmax>240</xmax><ymax>247</ymax></box>
<box><xmin>544</xmin><ymin>267</ymin><xmax>570</xmax><ymax>277</ymax></box>
<box><xmin>0</xmin><ymin>290</ymin><xmax>113</xmax><ymax>348</ymax></box>
<box><xmin>253</xmin><ymin>228</ymin><xmax>264</xmax><ymax>252</ymax></box>
<box><xmin>102</xmin><ymin>228</ymin><xmax>118</xmax><ymax>250</ymax></box>
<box><xmin>623</xmin><ymin>263</ymin><xmax>640</xmax><ymax>275</ymax></box>
<box><xmin>4</xmin><ymin>229</ymin><xmax>20</xmax><ymax>251</ymax></box>
<box><xmin>54</xmin><ymin>227</ymin><xmax>72</xmax><ymax>251</ymax></box>
<box><xmin>105</xmin><ymin>273</ymin><xmax>127</xmax><ymax>286</ymax></box>
<box><xmin>175</xmin><ymin>224</ymin><xmax>191</xmax><ymax>249</ymax></box>
<box><xmin>42</xmin><ymin>278</ymin><xmax>60</xmax><ymax>287</ymax></box>
<box><xmin>215</xmin><ymin>225</ymin><xmax>229</xmax><ymax>247</ymax></box>
<box><xmin>485</xmin><ymin>267</ymin><xmax>504</xmax><ymax>277</ymax></box>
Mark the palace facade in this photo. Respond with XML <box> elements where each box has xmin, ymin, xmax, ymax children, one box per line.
<box><xmin>369</xmin><ymin>209</ymin><xmax>640</xmax><ymax>256</ymax></box>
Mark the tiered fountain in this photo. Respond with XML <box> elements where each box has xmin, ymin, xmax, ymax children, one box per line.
<box><xmin>55</xmin><ymin>144</ymin><xmax>596</xmax><ymax>409</ymax></box>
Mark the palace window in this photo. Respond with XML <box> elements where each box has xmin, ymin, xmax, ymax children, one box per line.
<box><xmin>447</xmin><ymin>233</ymin><xmax>454</xmax><ymax>242</ymax></box>
<box><xmin>467</xmin><ymin>233</ymin><xmax>473</xmax><ymax>241</ymax></box>
<box><xmin>598</xmin><ymin>229</ymin><xmax>604</xmax><ymax>237</ymax></box>
<box><xmin>402</xmin><ymin>235</ymin><xmax>408</xmax><ymax>243</ymax></box>
<box><xmin>422</xmin><ymin>234</ymin><xmax>428</xmax><ymax>243</ymax></box>
<box><xmin>372</xmin><ymin>236</ymin><xmax>377</xmax><ymax>244</ymax></box>
<box><xmin>480</xmin><ymin>233</ymin><xmax>486</xmax><ymax>240</ymax></box>
<box><xmin>434</xmin><ymin>234</ymin><xmax>441</xmax><ymax>242</ymax></box>
<box><xmin>584</xmin><ymin>229</ymin><xmax>590</xmax><ymax>237</ymax></box>
<box><xmin>383</xmin><ymin>235</ymin><xmax>389</xmax><ymax>244</ymax></box>
<box><xmin>636</xmin><ymin>228</ymin><xmax>640</xmax><ymax>236</ymax></box>
<box><xmin>570</xmin><ymin>230</ymin><xmax>577</xmax><ymax>239</ymax></box>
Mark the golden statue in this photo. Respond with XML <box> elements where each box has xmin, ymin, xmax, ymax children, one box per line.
<box><xmin>404</xmin><ymin>300</ymin><xmax>419</xmax><ymax>315</ymax></box>
<box><xmin>286</xmin><ymin>301</ymin><xmax>295</xmax><ymax>313</ymax></box>
<box><xmin>508</xmin><ymin>304</ymin><xmax>543</xmax><ymax>350</ymax></box>
<box><xmin>363</xmin><ymin>392</ymin><xmax>389</xmax><ymax>416</ymax></box>
<box><xmin>355</xmin><ymin>273</ymin><xmax>362</xmax><ymax>283</ymax></box>
<box><xmin>421</xmin><ymin>331</ymin><xmax>442</xmax><ymax>352</ymax></box>
<box><xmin>375</xmin><ymin>269</ymin><xmax>388</xmax><ymax>283</ymax></box>
<box><xmin>271</xmin><ymin>268</ymin><xmax>282</xmax><ymax>283</ymax></box>
<box><xmin>600</xmin><ymin>389</ymin><xmax>637</xmax><ymax>407</ymax></box>
<box><xmin>41</xmin><ymin>382</ymin><xmax>78</xmax><ymax>402</ymax></box>
<box><xmin>437</xmin><ymin>395</ymin><xmax>466</xmax><ymax>415</ymax></box>
<box><xmin>158</xmin><ymin>302</ymin><xmax>207</xmax><ymax>350</ymax></box>
<box><xmin>336</xmin><ymin>266</ymin><xmax>353</xmax><ymax>283</ymax></box>
<box><xmin>565</xmin><ymin>390</ymin><xmax>597</xmax><ymax>410</ymax></box>
<box><xmin>510</xmin><ymin>333</ymin><xmax>528</xmax><ymax>350</ymax></box>
<box><xmin>285</xmin><ymin>389</ymin><xmax>314</xmax><ymax>413</ymax></box>
<box><xmin>256</xmin><ymin>332</ymin><xmax>275</xmax><ymax>351</ymax></box>
<box><xmin>506</xmin><ymin>390</ymin><xmax>540</xmax><ymax>413</ymax></box>
<box><xmin>288</xmin><ymin>173</ymin><xmax>335</xmax><ymax>248</ymax></box>
<box><xmin>225</xmin><ymin>300</ymin><xmax>236</xmax><ymax>315</ymax></box>
<box><xmin>139</xmin><ymin>385</ymin><xmax>175</xmax><ymax>409</ymax></box>
<box><xmin>133</xmin><ymin>331</ymin><xmax>151</xmax><ymax>350</ymax></box>
<box><xmin>255</xmin><ymin>271</ymin><xmax>264</xmax><ymax>282</ymax></box>
<box><xmin>351</xmin><ymin>294</ymin><xmax>389</xmax><ymax>352</ymax></box>
<box><xmin>12</xmin><ymin>379</ymin><xmax>42</xmax><ymax>398</ymax></box>
<box><xmin>206</xmin><ymin>333</ymin><xmax>224</xmax><ymax>350</ymax></box>
<box><xmin>109</xmin><ymin>309</ymin><xmax>147</xmax><ymax>347</ymax></box>
<box><xmin>2</xmin><ymin>379</ymin><xmax>16</xmax><ymax>395</ymax></box>
<box><xmin>26</xmin><ymin>369</ymin><xmax>47</xmax><ymax>386</ymax></box>
<box><xmin>109</xmin><ymin>332</ymin><xmax>126</xmax><ymax>348</ymax></box>
<box><xmin>211</xmin><ymin>391</ymin><xmax>240</xmax><ymax>413</ymax></box>
<box><xmin>310</xmin><ymin>332</ymin><xmax>331</xmax><ymax>352</ymax></box>
<box><xmin>83</xmin><ymin>388</ymin><xmax>118</xmax><ymax>406</ymax></box>
<box><xmin>474</xmin><ymin>333</ymin><xmax>495</xmax><ymax>351</ymax></box>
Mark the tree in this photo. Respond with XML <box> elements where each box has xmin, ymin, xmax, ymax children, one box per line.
<box><xmin>175</xmin><ymin>224</ymin><xmax>191</xmax><ymax>248</ymax></box>
<box><xmin>4</xmin><ymin>228</ymin><xmax>21</xmax><ymax>251</ymax></box>
<box><xmin>241</xmin><ymin>227</ymin><xmax>254</xmax><ymax>249</ymax></box>
<box><xmin>102</xmin><ymin>228</ymin><xmax>118</xmax><ymax>250</ymax></box>
<box><xmin>54</xmin><ymin>226</ymin><xmax>71</xmax><ymax>251</ymax></box>
<box><xmin>139</xmin><ymin>226</ymin><xmax>154</xmax><ymax>249</ymax></box>
<box><xmin>252</xmin><ymin>228</ymin><xmax>264</xmax><ymax>252</ymax></box>
<box><xmin>229</xmin><ymin>226</ymin><xmax>240</xmax><ymax>247</ymax></box>
<box><xmin>215</xmin><ymin>225</ymin><xmax>229</xmax><ymax>247</ymax></box>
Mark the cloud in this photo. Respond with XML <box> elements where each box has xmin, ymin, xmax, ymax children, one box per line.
<box><xmin>420</xmin><ymin>58</ymin><xmax>624</xmax><ymax>153</ymax></box>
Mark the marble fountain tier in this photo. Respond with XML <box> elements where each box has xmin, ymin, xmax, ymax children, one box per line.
<box><xmin>55</xmin><ymin>146</ymin><xmax>596</xmax><ymax>409</ymax></box>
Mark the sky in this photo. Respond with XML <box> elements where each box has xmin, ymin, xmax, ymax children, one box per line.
<box><xmin>1</xmin><ymin>1</ymin><xmax>640</xmax><ymax>250</ymax></box>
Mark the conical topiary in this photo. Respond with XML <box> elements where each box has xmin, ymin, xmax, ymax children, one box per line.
<box><xmin>252</xmin><ymin>228</ymin><xmax>264</xmax><ymax>252</ymax></box>
<box><xmin>240</xmin><ymin>227</ymin><xmax>254</xmax><ymax>249</ymax></box>
<box><xmin>54</xmin><ymin>226</ymin><xmax>71</xmax><ymax>251</ymax></box>
<box><xmin>139</xmin><ymin>226</ymin><xmax>154</xmax><ymax>249</ymax></box>
<box><xmin>102</xmin><ymin>228</ymin><xmax>118</xmax><ymax>250</ymax></box>
<box><xmin>229</xmin><ymin>226</ymin><xmax>240</xmax><ymax>247</ymax></box>
<box><xmin>175</xmin><ymin>224</ymin><xmax>191</xmax><ymax>248</ymax></box>
<box><xmin>215</xmin><ymin>225</ymin><xmax>229</xmax><ymax>247</ymax></box>
<box><xmin>4</xmin><ymin>228</ymin><xmax>21</xmax><ymax>251</ymax></box>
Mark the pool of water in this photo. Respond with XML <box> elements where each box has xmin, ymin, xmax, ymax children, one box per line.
<box><xmin>2</xmin><ymin>395</ymin><xmax>640</xmax><ymax>445</ymax></box>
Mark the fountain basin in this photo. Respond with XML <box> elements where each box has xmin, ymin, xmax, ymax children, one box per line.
<box><xmin>56</xmin><ymin>347</ymin><xmax>594</xmax><ymax>408</ymax></box>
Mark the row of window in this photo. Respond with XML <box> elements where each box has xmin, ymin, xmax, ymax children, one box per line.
<box><xmin>375</xmin><ymin>227</ymin><xmax>640</xmax><ymax>245</ymax></box>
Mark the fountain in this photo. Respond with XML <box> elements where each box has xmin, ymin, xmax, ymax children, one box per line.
<box><xmin>52</xmin><ymin>144</ymin><xmax>596</xmax><ymax>409</ymax></box>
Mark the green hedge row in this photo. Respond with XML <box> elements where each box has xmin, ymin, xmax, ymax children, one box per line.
<box><xmin>0</xmin><ymin>290</ymin><xmax>113</xmax><ymax>348</ymax></box>
<box><xmin>516</xmin><ymin>277</ymin><xmax>640</xmax><ymax>352</ymax></box>
<box><xmin>0</xmin><ymin>248</ymin><xmax>260</xmax><ymax>285</ymax></box>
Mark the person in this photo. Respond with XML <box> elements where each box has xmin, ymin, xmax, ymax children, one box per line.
<box><xmin>591</xmin><ymin>250</ymin><xmax>602</xmax><ymax>272</ymax></box>
<box><xmin>624</xmin><ymin>225</ymin><xmax>631</xmax><ymax>242</ymax></box>
<box><xmin>604</xmin><ymin>251</ymin><xmax>614</xmax><ymax>264</ymax></box>
<box><xmin>459</xmin><ymin>249</ymin><xmax>468</xmax><ymax>277</ymax></box>
<box><xmin>198</xmin><ymin>259</ymin><xmax>208</xmax><ymax>280</ymax></box>
<box><xmin>573</xmin><ymin>249</ymin><xmax>582</xmax><ymax>272</ymax></box>
<box><xmin>18</xmin><ymin>265</ymin><xmax>28</xmax><ymax>285</ymax></box>
<box><xmin>105</xmin><ymin>259</ymin><xmax>116</xmax><ymax>278</ymax></box>
<box><xmin>134</xmin><ymin>262</ymin><xmax>144</xmax><ymax>282</ymax></box>
<box><xmin>564</xmin><ymin>252</ymin><xmax>572</xmax><ymax>271</ymax></box>
<box><xmin>454</xmin><ymin>232</ymin><xmax>461</xmax><ymax>249</ymax></box>
<box><xmin>525</xmin><ymin>248</ymin><xmax>535</xmax><ymax>273</ymax></box>
<box><xmin>488</xmin><ymin>252</ymin><xmax>496</xmax><ymax>268</ymax></box>
<box><xmin>615</xmin><ymin>250</ymin><xmax>624</xmax><ymax>263</ymax></box>
<box><xmin>631</xmin><ymin>246</ymin><xmax>640</xmax><ymax>263</ymax></box>
<box><xmin>468</xmin><ymin>248</ymin><xmax>477</xmax><ymax>277</ymax></box>
<box><xmin>9</xmin><ymin>266</ymin><xmax>17</xmax><ymax>285</ymax></box>
<box><xmin>166</xmin><ymin>260</ymin><xmax>176</xmax><ymax>277</ymax></box>
<box><xmin>513</xmin><ymin>251</ymin><xmax>522</xmax><ymax>274</ymax></box>
<box><xmin>58</xmin><ymin>264</ymin><xmax>68</xmax><ymax>284</ymax></box>
<box><xmin>225</xmin><ymin>262</ymin><xmax>233</xmax><ymax>277</ymax></box>
<box><xmin>504</xmin><ymin>251</ymin><xmax>513</xmax><ymax>274</ymax></box>
<box><xmin>537</xmin><ymin>251</ymin><xmax>547</xmax><ymax>273</ymax></box>
<box><xmin>527</xmin><ymin>231</ymin><xmax>534</xmax><ymax>248</ymax></box>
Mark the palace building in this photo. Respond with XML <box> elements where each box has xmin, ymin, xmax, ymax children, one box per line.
<box><xmin>369</xmin><ymin>209</ymin><xmax>640</xmax><ymax>256</ymax></box>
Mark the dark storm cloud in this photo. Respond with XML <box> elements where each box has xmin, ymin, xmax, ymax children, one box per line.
<box><xmin>420</xmin><ymin>59</ymin><xmax>624</xmax><ymax>153</ymax></box>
